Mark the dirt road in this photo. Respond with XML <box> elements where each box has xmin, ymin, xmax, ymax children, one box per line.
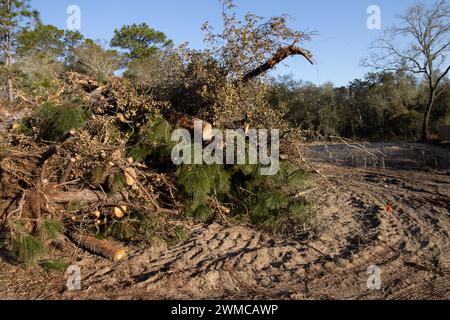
<box><xmin>1</xmin><ymin>143</ymin><xmax>449</xmax><ymax>300</ymax></box>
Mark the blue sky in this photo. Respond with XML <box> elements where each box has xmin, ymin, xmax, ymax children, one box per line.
<box><xmin>30</xmin><ymin>0</ymin><xmax>420</xmax><ymax>86</ymax></box>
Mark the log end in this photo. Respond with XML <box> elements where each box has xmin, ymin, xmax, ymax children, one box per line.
<box><xmin>113</xmin><ymin>249</ymin><xmax>127</xmax><ymax>261</ymax></box>
<box><xmin>203</xmin><ymin>123</ymin><xmax>214</xmax><ymax>142</ymax></box>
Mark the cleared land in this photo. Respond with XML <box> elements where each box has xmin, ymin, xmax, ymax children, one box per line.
<box><xmin>1</xmin><ymin>142</ymin><xmax>449</xmax><ymax>300</ymax></box>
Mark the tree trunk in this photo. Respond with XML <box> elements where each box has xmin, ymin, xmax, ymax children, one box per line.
<box><xmin>421</xmin><ymin>89</ymin><xmax>436</xmax><ymax>142</ymax></box>
<box><xmin>6</xmin><ymin>0</ymin><xmax>13</xmax><ymax>108</ymax></box>
<box><xmin>1</xmin><ymin>13</ymin><xmax>6</xmax><ymax>107</ymax></box>
<box><xmin>7</xmin><ymin>74</ymin><xmax>13</xmax><ymax>107</ymax></box>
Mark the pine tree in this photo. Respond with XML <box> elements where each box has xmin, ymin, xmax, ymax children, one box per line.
<box><xmin>0</xmin><ymin>0</ymin><xmax>38</xmax><ymax>107</ymax></box>
<box><xmin>111</xmin><ymin>23</ymin><xmax>173</xmax><ymax>61</ymax></box>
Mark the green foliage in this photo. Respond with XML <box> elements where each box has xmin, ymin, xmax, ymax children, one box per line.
<box><xmin>111</xmin><ymin>23</ymin><xmax>173</xmax><ymax>61</ymax></box>
<box><xmin>10</xmin><ymin>219</ymin><xmax>65</xmax><ymax>267</ymax></box>
<box><xmin>128</xmin><ymin>145</ymin><xmax>151</xmax><ymax>163</ymax></box>
<box><xmin>124</xmin><ymin>50</ymin><xmax>180</xmax><ymax>88</ymax></box>
<box><xmin>11</xmin><ymin>28</ymin><xmax>81</xmax><ymax>103</ymax></box>
<box><xmin>128</xmin><ymin>117</ymin><xmax>174</xmax><ymax>162</ymax></box>
<box><xmin>13</xmin><ymin>233</ymin><xmax>45</xmax><ymax>266</ymax></box>
<box><xmin>173</xmin><ymin>153</ymin><xmax>313</xmax><ymax>234</ymax></box>
<box><xmin>208</xmin><ymin>165</ymin><xmax>232</xmax><ymax>194</ymax></box>
<box><xmin>234</xmin><ymin>163</ymin><xmax>258</xmax><ymax>177</ymax></box>
<box><xmin>105</xmin><ymin>221</ymin><xmax>136</xmax><ymax>241</ymax></box>
<box><xmin>16</xmin><ymin>24</ymin><xmax>83</xmax><ymax>59</ymax></box>
<box><xmin>34</xmin><ymin>102</ymin><xmax>86</xmax><ymax>141</ymax></box>
<box><xmin>176</xmin><ymin>163</ymin><xmax>231</xmax><ymax>221</ymax></box>
<box><xmin>228</xmin><ymin>161</ymin><xmax>312</xmax><ymax>233</ymax></box>
<box><xmin>6</xmin><ymin>0</ymin><xmax>450</xmax><ymax>273</ymax></box>
<box><xmin>177</xmin><ymin>165</ymin><xmax>212</xmax><ymax>199</ymax></box>
<box><xmin>40</xmin><ymin>259</ymin><xmax>71</xmax><ymax>273</ymax></box>
<box><xmin>0</xmin><ymin>0</ymin><xmax>39</xmax><ymax>42</ymax></box>
<box><xmin>0</xmin><ymin>0</ymin><xmax>40</xmax><ymax>104</ymax></box>
<box><xmin>16</xmin><ymin>120</ymin><xmax>33</xmax><ymax>134</ymax></box>
<box><xmin>187</xmin><ymin>203</ymin><xmax>214</xmax><ymax>221</ymax></box>
<box><xmin>95</xmin><ymin>208</ymin><xmax>186</xmax><ymax>245</ymax></box>
<box><xmin>289</xmin><ymin>200</ymin><xmax>312</xmax><ymax>224</ymax></box>
<box><xmin>265</xmin><ymin>191</ymin><xmax>291</xmax><ymax>211</ymax></box>
<box><xmin>245</xmin><ymin>194</ymin><xmax>313</xmax><ymax>233</ymax></box>
<box><xmin>108</xmin><ymin>172</ymin><xmax>125</xmax><ymax>194</ymax></box>
<box><xmin>41</xmin><ymin>219</ymin><xmax>65</xmax><ymax>241</ymax></box>
<box><xmin>144</xmin><ymin>117</ymin><xmax>173</xmax><ymax>144</ymax></box>
<box><xmin>277</xmin><ymin>162</ymin><xmax>309</xmax><ymax>188</ymax></box>
<box><xmin>14</xmin><ymin>24</ymin><xmax>85</xmax><ymax>102</ymax></box>
<box><xmin>270</xmin><ymin>72</ymin><xmax>449</xmax><ymax>141</ymax></box>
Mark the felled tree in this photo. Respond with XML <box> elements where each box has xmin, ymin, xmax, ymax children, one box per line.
<box><xmin>202</xmin><ymin>0</ymin><xmax>314</xmax><ymax>82</ymax></box>
<box><xmin>174</xmin><ymin>158</ymin><xmax>315</xmax><ymax>235</ymax></box>
<box><xmin>145</xmin><ymin>0</ymin><xmax>315</xmax><ymax>130</ymax></box>
<box><xmin>118</xmin><ymin>0</ymin><xmax>315</xmax><ymax>130</ymax></box>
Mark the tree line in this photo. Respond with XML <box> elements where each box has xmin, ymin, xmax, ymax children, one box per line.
<box><xmin>270</xmin><ymin>70</ymin><xmax>449</xmax><ymax>141</ymax></box>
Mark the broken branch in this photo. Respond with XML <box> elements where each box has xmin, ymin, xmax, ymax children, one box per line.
<box><xmin>240</xmin><ymin>45</ymin><xmax>313</xmax><ymax>84</ymax></box>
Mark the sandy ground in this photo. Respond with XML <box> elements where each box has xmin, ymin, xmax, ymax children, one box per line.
<box><xmin>0</xmin><ymin>143</ymin><xmax>449</xmax><ymax>300</ymax></box>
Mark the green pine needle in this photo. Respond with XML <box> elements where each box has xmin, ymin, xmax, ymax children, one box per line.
<box><xmin>289</xmin><ymin>201</ymin><xmax>312</xmax><ymax>224</ymax></box>
<box><xmin>105</xmin><ymin>221</ymin><xmax>136</xmax><ymax>241</ymax></box>
<box><xmin>287</xmin><ymin>169</ymin><xmax>308</xmax><ymax>187</ymax></box>
<box><xmin>177</xmin><ymin>165</ymin><xmax>212</xmax><ymax>199</ymax></box>
<box><xmin>128</xmin><ymin>145</ymin><xmax>150</xmax><ymax>162</ymax></box>
<box><xmin>13</xmin><ymin>233</ymin><xmax>46</xmax><ymax>266</ymax></box>
<box><xmin>109</xmin><ymin>172</ymin><xmax>126</xmax><ymax>193</ymax></box>
<box><xmin>264</xmin><ymin>191</ymin><xmax>290</xmax><ymax>211</ymax></box>
<box><xmin>41</xmin><ymin>219</ymin><xmax>65</xmax><ymax>241</ymax></box>
<box><xmin>91</xmin><ymin>165</ymin><xmax>107</xmax><ymax>185</ymax></box>
<box><xmin>189</xmin><ymin>203</ymin><xmax>214</xmax><ymax>221</ymax></box>
<box><xmin>145</xmin><ymin>117</ymin><xmax>172</xmax><ymax>144</ymax></box>
<box><xmin>36</xmin><ymin>103</ymin><xmax>86</xmax><ymax>141</ymax></box>
<box><xmin>40</xmin><ymin>259</ymin><xmax>71</xmax><ymax>273</ymax></box>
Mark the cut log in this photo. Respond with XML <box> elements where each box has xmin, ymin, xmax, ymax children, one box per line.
<box><xmin>162</xmin><ymin>109</ymin><xmax>214</xmax><ymax>141</ymax></box>
<box><xmin>123</xmin><ymin>167</ymin><xmax>137</xmax><ymax>186</ymax></box>
<box><xmin>113</xmin><ymin>207</ymin><xmax>125</xmax><ymax>219</ymax></box>
<box><xmin>240</xmin><ymin>45</ymin><xmax>313</xmax><ymax>84</ymax></box>
<box><xmin>67</xmin><ymin>72</ymin><xmax>100</xmax><ymax>91</ymax></box>
<box><xmin>112</xmin><ymin>206</ymin><xmax>127</xmax><ymax>219</ymax></box>
<box><xmin>69</xmin><ymin>233</ymin><xmax>126</xmax><ymax>261</ymax></box>
<box><xmin>48</xmin><ymin>189</ymin><xmax>108</xmax><ymax>204</ymax></box>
